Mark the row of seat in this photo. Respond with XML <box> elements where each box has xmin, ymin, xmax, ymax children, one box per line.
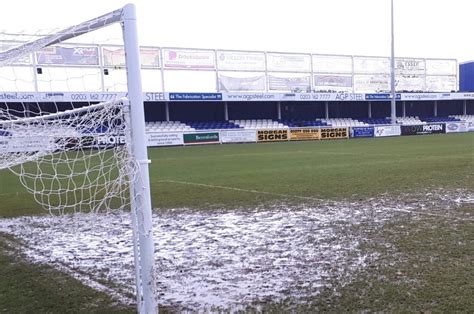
<box><xmin>143</xmin><ymin>115</ymin><xmax>474</xmax><ymax>132</ymax></box>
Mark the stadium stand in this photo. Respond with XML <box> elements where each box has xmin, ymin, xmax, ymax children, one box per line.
<box><xmin>142</xmin><ymin>115</ymin><xmax>474</xmax><ymax>132</ymax></box>
<box><xmin>322</xmin><ymin>118</ymin><xmax>368</xmax><ymax>127</ymax></box>
<box><xmin>145</xmin><ymin>121</ymin><xmax>194</xmax><ymax>132</ymax></box>
<box><xmin>450</xmin><ymin>114</ymin><xmax>474</xmax><ymax>122</ymax></box>
<box><xmin>231</xmin><ymin>119</ymin><xmax>286</xmax><ymax>129</ymax></box>
<box><xmin>187</xmin><ymin>121</ymin><xmax>241</xmax><ymax>130</ymax></box>
<box><xmin>420</xmin><ymin>116</ymin><xmax>461</xmax><ymax>123</ymax></box>
<box><xmin>357</xmin><ymin>118</ymin><xmax>392</xmax><ymax>125</ymax></box>
<box><xmin>396</xmin><ymin>116</ymin><xmax>425</xmax><ymax>125</ymax></box>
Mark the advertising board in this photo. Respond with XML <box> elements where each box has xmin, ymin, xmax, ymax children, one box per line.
<box><xmin>220</xmin><ymin>130</ymin><xmax>257</xmax><ymax>143</ymax></box>
<box><xmin>320</xmin><ymin>127</ymin><xmax>349</xmax><ymax>140</ymax></box>
<box><xmin>374</xmin><ymin>125</ymin><xmax>401</xmax><ymax>137</ymax></box>
<box><xmin>350</xmin><ymin>127</ymin><xmax>374</xmax><ymax>138</ymax></box>
<box><xmin>147</xmin><ymin>132</ymin><xmax>184</xmax><ymax>147</ymax></box>
<box><xmin>290</xmin><ymin>129</ymin><xmax>320</xmax><ymax>141</ymax></box>
<box><xmin>257</xmin><ymin>129</ymin><xmax>289</xmax><ymax>142</ymax></box>
<box><xmin>400</xmin><ymin>123</ymin><xmax>446</xmax><ymax>136</ymax></box>
<box><xmin>183</xmin><ymin>132</ymin><xmax>220</xmax><ymax>145</ymax></box>
<box><xmin>445</xmin><ymin>122</ymin><xmax>469</xmax><ymax>133</ymax></box>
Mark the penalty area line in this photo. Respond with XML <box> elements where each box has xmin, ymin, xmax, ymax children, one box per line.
<box><xmin>157</xmin><ymin>179</ymin><xmax>325</xmax><ymax>202</ymax></box>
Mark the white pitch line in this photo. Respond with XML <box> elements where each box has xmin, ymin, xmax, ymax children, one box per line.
<box><xmin>158</xmin><ymin>179</ymin><xmax>325</xmax><ymax>202</ymax></box>
<box><xmin>157</xmin><ymin>179</ymin><xmax>474</xmax><ymax>221</ymax></box>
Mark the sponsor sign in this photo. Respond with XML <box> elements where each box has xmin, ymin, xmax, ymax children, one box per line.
<box><xmin>396</xmin><ymin>75</ymin><xmax>425</xmax><ymax>91</ymax></box>
<box><xmin>395</xmin><ymin>58</ymin><xmax>425</xmax><ymax>75</ymax></box>
<box><xmin>354</xmin><ymin>74</ymin><xmax>390</xmax><ymax>92</ymax></box>
<box><xmin>94</xmin><ymin>135</ymin><xmax>126</xmax><ymax>148</ymax></box>
<box><xmin>365</xmin><ymin>93</ymin><xmax>401</xmax><ymax>100</ymax></box>
<box><xmin>400</xmin><ymin>123</ymin><xmax>446</xmax><ymax>136</ymax></box>
<box><xmin>103</xmin><ymin>47</ymin><xmax>161</xmax><ymax>67</ymax></box>
<box><xmin>183</xmin><ymin>132</ymin><xmax>220</xmax><ymax>145</ymax></box>
<box><xmin>266</xmin><ymin>53</ymin><xmax>311</xmax><ymax>72</ymax></box>
<box><xmin>268</xmin><ymin>75</ymin><xmax>311</xmax><ymax>91</ymax></box>
<box><xmin>445</xmin><ymin>122</ymin><xmax>469</xmax><ymax>133</ymax></box>
<box><xmin>0</xmin><ymin>42</ymin><xmax>31</xmax><ymax>64</ymax></box>
<box><xmin>147</xmin><ymin>132</ymin><xmax>184</xmax><ymax>147</ymax></box>
<box><xmin>36</xmin><ymin>46</ymin><xmax>99</xmax><ymax>65</ymax></box>
<box><xmin>353</xmin><ymin>56</ymin><xmax>390</xmax><ymax>74</ymax></box>
<box><xmin>313</xmin><ymin>75</ymin><xmax>352</xmax><ymax>89</ymax></box>
<box><xmin>426</xmin><ymin>59</ymin><xmax>457</xmax><ymax>75</ymax></box>
<box><xmin>320</xmin><ymin>127</ymin><xmax>349</xmax><ymax>140</ymax></box>
<box><xmin>162</xmin><ymin>49</ymin><xmax>215</xmax><ymax>69</ymax></box>
<box><xmin>468</xmin><ymin>122</ymin><xmax>474</xmax><ymax>132</ymax></box>
<box><xmin>220</xmin><ymin>130</ymin><xmax>257</xmax><ymax>143</ymax></box>
<box><xmin>401</xmin><ymin>93</ymin><xmax>439</xmax><ymax>101</ymax></box>
<box><xmin>374</xmin><ymin>125</ymin><xmax>401</xmax><ymax>137</ymax></box>
<box><xmin>219</xmin><ymin>75</ymin><xmax>266</xmax><ymax>91</ymax></box>
<box><xmin>169</xmin><ymin>93</ymin><xmax>222</xmax><ymax>101</ymax></box>
<box><xmin>290</xmin><ymin>128</ymin><xmax>320</xmax><ymax>141</ymax></box>
<box><xmin>0</xmin><ymin>136</ymin><xmax>56</xmax><ymax>153</ymax></box>
<box><xmin>312</xmin><ymin>55</ymin><xmax>352</xmax><ymax>73</ymax></box>
<box><xmin>257</xmin><ymin>129</ymin><xmax>289</xmax><ymax>142</ymax></box>
<box><xmin>217</xmin><ymin>51</ymin><xmax>265</xmax><ymax>71</ymax></box>
<box><xmin>351</xmin><ymin>126</ymin><xmax>374</xmax><ymax>138</ymax></box>
<box><xmin>425</xmin><ymin>76</ymin><xmax>457</xmax><ymax>92</ymax></box>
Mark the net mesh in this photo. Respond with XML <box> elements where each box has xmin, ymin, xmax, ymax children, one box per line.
<box><xmin>0</xmin><ymin>99</ymin><xmax>135</xmax><ymax>215</ymax></box>
<box><xmin>0</xmin><ymin>8</ymin><xmax>136</xmax><ymax>215</ymax></box>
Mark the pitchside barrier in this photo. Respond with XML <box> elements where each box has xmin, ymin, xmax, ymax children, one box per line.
<box><xmin>140</xmin><ymin>122</ymin><xmax>473</xmax><ymax>147</ymax></box>
<box><xmin>400</xmin><ymin>123</ymin><xmax>446</xmax><ymax>136</ymax></box>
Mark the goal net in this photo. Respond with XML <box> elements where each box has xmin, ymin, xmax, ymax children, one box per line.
<box><xmin>0</xmin><ymin>4</ymin><xmax>157</xmax><ymax>313</ymax></box>
<box><xmin>0</xmin><ymin>99</ymin><xmax>134</xmax><ymax>215</ymax></box>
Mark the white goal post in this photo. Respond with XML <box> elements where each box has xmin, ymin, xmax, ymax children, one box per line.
<box><xmin>0</xmin><ymin>4</ymin><xmax>157</xmax><ymax>313</ymax></box>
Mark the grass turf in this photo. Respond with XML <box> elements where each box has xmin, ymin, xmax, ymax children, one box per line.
<box><xmin>0</xmin><ymin>132</ymin><xmax>473</xmax><ymax>312</ymax></box>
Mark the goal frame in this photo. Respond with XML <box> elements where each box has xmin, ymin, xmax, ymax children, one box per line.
<box><xmin>0</xmin><ymin>4</ymin><xmax>157</xmax><ymax>313</ymax></box>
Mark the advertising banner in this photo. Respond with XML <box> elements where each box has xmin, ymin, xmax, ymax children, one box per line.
<box><xmin>36</xmin><ymin>46</ymin><xmax>99</xmax><ymax>65</ymax></box>
<box><xmin>320</xmin><ymin>127</ymin><xmax>349</xmax><ymax>140</ymax></box>
<box><xmin>220</xmin><ymin>130</ymin><xmax>257</xmax><ymax>143</ymax></box>
<box><xmin>354</xmin><ymin>74</ymin><xmax>390</xmax><ymax>92</ymax></box>
<box><xmin>395</xmin><ymin>58</ymin><xmax>425</xmax><ymax>75</ymax></box>
<box><xmin>257</xmin><ymin>129</ymin><xmax>289</xmax><ymax>142</ymax></box>
<box><xmin>468</xmin><ymin>122</ymin><xmax>474</xmax><ymax>132</ymax></box>
<box><xmin>374</xmin><ymin>125</ymin><xmax>401</xmax><ymax>137</ymax></box>
<box><xmin>169</xmin><ymin>93</ymin><xmax>222</xmax><ymax>101</ymax></box>
<box><xmin>425</xmin><ymin>76</ymin><xmax>457</xmax><ymax>92</ymax></box>
<box><xmin>266</xmin><ymin>53</ymin><xmax>311</xmax><ymax>72</ymax></box>
<box><xmin>312</xmin><ymin>55</ymin><xmax>352</xmax><ymax>73</ymax></box>
<box><xmin>217</xmin><ymin>51</ymin><xmax>265</xmax><ymax>71</ymax></box>
<box><xmin>183</xmin><ymin>132</ymin><xmax>220</xmax><ymax>145</ymax></box>
<box><xmin>219</xmin><ymin>75</ymin><xmax>266</xmax><ymax>91</ymax></box>
<box><xmin>1</xmin><ymin>42</ymin><xmax>31</xmax><ymax>64</ymax></box>
<box><xmin>353</xmin><ymin>56</ymin><xmax>390</xmax><ymax>74</ymax></box>
<box><xmin>313</xmin><ymin>75</ymin><xmax>352</xmax><ymax>89</ymax></box>
<box><xmin>268</xmin><ymin>75</ymin><xmax>311</xmax><ymax>91</ymax></box>
<box><xmin>445</xmin><ymin>122</ymin><xmax>469</xmax><ymax>133</ymax></box>
<box><xmin>396</xmin><ymin>75</ymin><xmax>425</xmax><ymax>91</ymax></box>
<box><xmin>400</xmin><ymin>123</ymin><xmax>446</xmax><ymax>136</ymax></box>
<box><xmin>426</xmin><ymin>59</ymin><xmax>457</xmax><ymax>75</ymax></box>
<box><xmin>350</xmin><ymin>126</ymin><xmax>374</xmax><ymax>138</ymax></box>
<box><xmin>0</xmin><ymin>136</ymin><xmax>55</xmax><ymax>153</ymax></box>
<box><xmin>163</xmin><ymin>49</ymin><xmax>215</xmax><ymax>69</ymax></box>
<box><xmin>103</xmin><ymin>47</ymin><xmax>160</xmax><ymax>67</ymax></box>
<box><xmin>290</xmin><ymin>128</ymin><xmax>320</xmax><ymax>141</ymax></box>
<box><xmin>147</xmin><ymin>132</ymin><xmax>184</xmax><ymax>147</ymax></box>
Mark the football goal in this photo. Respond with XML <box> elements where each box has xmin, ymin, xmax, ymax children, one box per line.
<box><xmin>0</xmin><ymin>4</ymin><xmax>157</xmax><ymax>313</ymax></box>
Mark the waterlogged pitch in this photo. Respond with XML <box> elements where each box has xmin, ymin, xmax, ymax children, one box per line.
<box><xmin>0</xmin><ymin>133</ymin><xmax>473</xmax><ymax>312</ymax></box>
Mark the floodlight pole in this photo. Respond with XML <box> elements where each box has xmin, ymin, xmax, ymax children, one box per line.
<box><xmin>390</xmin><ymin>0</ymin><xmax>397</xmax><ymax>124</ymax></box>
<box><xmin>122</xmin><ymin>4</ymin><xmax>158</xmax><ymax>314</ymax></box>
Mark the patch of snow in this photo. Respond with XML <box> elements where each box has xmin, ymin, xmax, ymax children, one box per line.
<box><xmin>0</xmin><ymin>188</ymin><xmax>472</xmax><ymax>311</ymax></box>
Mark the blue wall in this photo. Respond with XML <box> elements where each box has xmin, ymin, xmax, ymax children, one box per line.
<box><xmin>460</xmin><ymin>62</ymin><xmax>474</xmax><ymax>92</ymax></box>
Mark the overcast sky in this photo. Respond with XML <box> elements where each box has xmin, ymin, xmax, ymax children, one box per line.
<box><xmin>1</xmin><ymin>0</ymin><xmax>472</xmax><ymax>62</ymax></box>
